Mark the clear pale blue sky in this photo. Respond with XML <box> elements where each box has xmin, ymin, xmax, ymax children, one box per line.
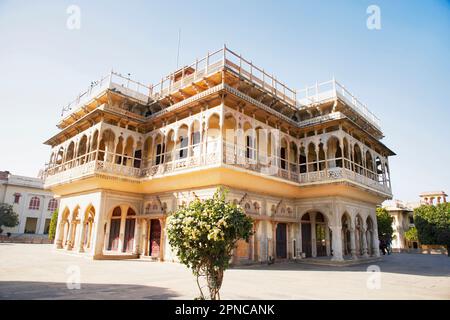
<box><xmin>0</xmin><ymin>0</ymin><xmax>449</xmax><ymax>202</ymax></box>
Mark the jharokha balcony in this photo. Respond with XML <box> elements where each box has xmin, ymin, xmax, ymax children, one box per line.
<box><xmin>44</xmin><ymin>132</ymin><xmax>392</xmax><ymax>197</ymax></box>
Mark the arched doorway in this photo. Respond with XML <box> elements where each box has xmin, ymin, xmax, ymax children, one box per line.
<box><xmin>108</xmin><ymin>207</ymin><xmax>121</xmax><ymax>251</ymax></box>
<box><xmin>276</xmin><ymin>223</ymin><xmax>287</xmax><ymax>259</ymax></box>
<box><xmin>301</xmin><ymin>213</ymin><xmax>312</xmax><ymax>257</ymax></box>
<box><xmin>149</xmin><ymin>219</ymin><xmax>161</xmax><ymax>257</ymax></box>
<box><xmin>315</xmin><ymin>212</ymin><xmax>327</xmax><ymax>257</ymax></box>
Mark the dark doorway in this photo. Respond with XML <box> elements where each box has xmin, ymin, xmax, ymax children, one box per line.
<box><xmin>302</xmin><ymin>223</ymin><xmax>312</xmax><ymax>257</ymax></box>
<box><xmin>276</xmin><ymin>223</ymin><xmax>287</xmax><ymax>259</ymax></box>
<box><xmin>108</xmin><ymin>219</ymin><xmax>120</xmax><ymax>251</ymax></box>
<box><xmin>316</xmin><ymin>224</ymin><xmax>327</xmax><ymax>256</ymax></box>
<box><xmin>123</xmin><ymin>218</ymin><xmax>135</xmax><ymax>253</ymax></box>
<box><xmin>149</xmin><ymin>219</ymin><xmax>161</xmax><ymax>257</ymax></box>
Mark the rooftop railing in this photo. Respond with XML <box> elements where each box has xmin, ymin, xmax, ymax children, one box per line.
<box><xmin>60</xmin><ymin>71</ymin><xmax>151</xmax><ymax>118</ymax></box>
<box><xmin>59</xmin><ymin>46</ymin><xmax>381</xmax><ymax>130</ymax></box>
<box><xmin>297</xmin><ymin>79</ymin><xmax>381</xmax><ymax>130</ymax></box>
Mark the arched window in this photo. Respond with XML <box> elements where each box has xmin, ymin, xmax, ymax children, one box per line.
<box><xmin>48</xmin><ymin>199</ymin><xmax>58</xmax><ymax>212</ymax></box>
<box><xmin>13</xmin><ymin>193</ymin><xmax>21</xmax><ymax>204</ymax></box>
<box><xmin>29</xmin><ymin>196</ymin><xmax>40</xmax><ymax>210</ymax></box>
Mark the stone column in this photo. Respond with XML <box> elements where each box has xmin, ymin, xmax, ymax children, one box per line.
<box><xmin>78</xmin><ymin>220</ymin><xmax>87</xmax><ymax>253</ymax></box>
<box><xmin>350</xmin><ymin>228</ymin><xmax>357</xmax><ymax>259</ymax></box>
<box><xmin>361</xmin><ymin>226</ymin><xmax>369</xmax><ymax>258</ymax></box>
<box><xmin>271</xmin><ymin>221</ymin><xmax>277</xmax><ymax>259</ymax></box>
<box><xmin>158</xmin><ymin>217</ymin><xmax>166</xmax><ymax>261</ymax></box>
<box><xmin>253</xmin><ymin>220</ymin><xmax>259</xmax><ymax>262</ymax></box>
<box><xmin>330</xmin><ymin>225</ymin><xmax>343</xmax><ymax>261</ymax></box>
<box><xmin>296</xmin><ymin>221</ymin><xmax>302</xmax><ymax>256</ymax></box>
<box><xmin>66</xmin><ymin>221</ymin><xmax>75</xmax><ymax>250</ymax></box>
<box><xmin>311</xmin><ymin>213</ymin><xmax>317</xmax><ymax>257</ymax></box>
<box><xmin>372</xmin><ymin>227</ymin><xmax>380</xmax><ymax>257</ymax></box>
<box><xmin>118</xmin><ymin>206</ymin><xmax>127</xmax><ymax>252</ymax></box>
<box><xmin>133</xmin><ymin>219</ymin><xmax>141</xmax><ymax>255</ymax></box>
<box><xmin>325</xmin><ymin>226</ymin><xmax>331</xmax><ymax>256</ymax></box>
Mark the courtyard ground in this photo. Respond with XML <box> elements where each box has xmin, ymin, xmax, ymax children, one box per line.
<box><xmin>0</xmin><ymin>243</ymin><xmax>449</xmax><ymax>300</ymax></box>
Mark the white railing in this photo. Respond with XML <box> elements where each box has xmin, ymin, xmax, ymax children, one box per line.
<box><xmin>149</xmin><ymin>46</ymin><xmax>297</xmax><ymax>107</ymax></box>
<box><xmin>60</xmin><ymin>72</ymin><xmax>151</xmax><ymax>118</ymax></box>
<box><xmin>297</xmin><ymin>80</ymin><xmax>381</xmax><ymax>130</ymax></box>
<box><xmin>44</xmin><ymin>142</ymin><xmax>391</xmax><ymax>195</ymax></box>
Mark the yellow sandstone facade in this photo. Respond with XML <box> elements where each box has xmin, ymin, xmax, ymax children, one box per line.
<box><xmin>44</xmin><ymin>46</ymin><xmax>395</xmax><ymax>263</ymax></box>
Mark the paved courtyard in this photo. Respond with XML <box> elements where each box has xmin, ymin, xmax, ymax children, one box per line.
<box><xmin>0</xmin><ymin>243</ymin><xmax>449</xmax><ymax>299</ymax></box>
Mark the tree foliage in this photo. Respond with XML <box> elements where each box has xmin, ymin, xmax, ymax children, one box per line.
<box><xmin>376</xmin><ymin>207</ymin><xmax>394</xmax><ymax>243</ymax></box>
<box><xmin>0</xmin><ymin>203</ymin><xmax>19</xmax><ymax>232</ymax></box>
<box><xmin>48</xmin><ymin>209</ymin><xmax>58</xmax><ymax>241</ymax></box>
<box><xmin>166</xmin><ymin>188</ymin><xmax>253</xmax><ymax>300</ymax></box>
<box><xmin>414</xmin><ymin>203</ymin><xmax>450</xmax><ymax>256</ymax></box>
<box><xmin>405</xmin><ymin>226</ymin><xmax>418</xmax><ymax>242</ymax></box>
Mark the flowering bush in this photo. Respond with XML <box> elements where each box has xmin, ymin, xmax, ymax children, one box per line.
<box><xmin>167</xmin><ymin>188</ymin><xmax>253</xmax><ymax>300</ymax></box>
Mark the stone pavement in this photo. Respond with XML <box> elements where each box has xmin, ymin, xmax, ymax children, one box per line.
<box><xmin>0</xmin><ymin>244</ymin><xmax>449</xmax><ymax>299</ymax></box>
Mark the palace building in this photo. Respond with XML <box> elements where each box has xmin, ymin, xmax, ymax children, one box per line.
<box><xmin>43</xmin><ymin>46</ymin><xmax>395</xmax><ymax>263</ymax></box>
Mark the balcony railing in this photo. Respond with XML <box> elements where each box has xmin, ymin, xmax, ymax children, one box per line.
<box><xmin>60</xmin><ymin>72</ymin><xmax>151</xmax><ymax>118</ymax></box>
<box><xmin>44</xmin><ymin>139</ymin><xmax>391</xmax><ymax>196</ymax></box>
<box><xmin>297</xmin><ymin>80</ymin><xmax>381</xmax><ymax>130</ymax></box>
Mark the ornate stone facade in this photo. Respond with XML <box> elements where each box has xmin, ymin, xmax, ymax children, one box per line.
<box><xmin>43</xmin><ymin>46</ymin><xmax>395</xmax><ymax>263</ymax></box>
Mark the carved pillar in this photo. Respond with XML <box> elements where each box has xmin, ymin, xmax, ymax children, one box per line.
<box><xmin>253</xmin><ymin>220</ymin><xmax>259</xmax><ymax>262</ymax></box>
<box><xmin>361</xmin><ymin>226</ymin><xmax>369</xmax><ymax>258</ymax></box>
<box><xmin>310</xmin><ymin>212</ymin><xmax>317</xmax><ymax>258</ymax></box>
<box><xmin>271</xmin><ymin>221</ymin><xmax>277</xmax><ymax>259</ymax></box>
<box><xmin>66</xmin><ymin>221</ymin><xmax>75</xmax><ymax>250</ymax></box>
<box><xmin>350</xmin><ymin>228</ymin><xmax>357</xmax><ymax>259</ymax></box>
<box><xmin>78</xmin><ymin>219</ymin><xmax>87</xmax><ymax>253</ymax></box>
<box><xmin>158</xmin><ymin>217</ymin><xmax>166</xmax><ymax>261</ymax></box>
<box><xmin>330</xmin><ymin>225</ymin><xmax>344</xmax><ymax>261</ymax></box>
<box><xmin>118</xmin><ymin>206</ymin><xmax>127</xmax><ymax>252</ymax></box>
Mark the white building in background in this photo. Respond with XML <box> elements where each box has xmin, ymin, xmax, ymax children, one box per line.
<box><xmin>0</xmin><ymin>171</ymin><xmax>57</xmax><ymax>235</ymax></box>
<box><xmin>384</xmin><ymin>200</ymin><xmax>416</xmax><ymax>251</ymax></box>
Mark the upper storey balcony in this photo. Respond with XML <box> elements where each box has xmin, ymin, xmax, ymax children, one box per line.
<box><xmin>43</xmin><ymin>107</ymin><xmax>393</xmax><ymax>198</ymax></box>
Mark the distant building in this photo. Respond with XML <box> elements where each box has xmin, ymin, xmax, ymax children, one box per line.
<box><xmin>419</xmin><ymin>191</ymin><xmax>447</xmax><ymax>205</ymax></box>
<box><xmin>385</xmin><ymin>190</ymin><xmax>448</xmax><ymax>252</ymax></box>
<box><xmin>384</xmin><ymin>200</ymin><xmax>417</xmax><ymax>251</ymax></box>
<box><xmin>0</xmin><ymin>171</ymin><xmax>56</xmax><ymax>235</ymax></box>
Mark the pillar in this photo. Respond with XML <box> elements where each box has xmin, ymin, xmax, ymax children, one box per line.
<box><xmin>350</xmin><ymin>228</ymin><xmax>357</xmax><ymax>259</ymax></box>
<box><xmin>133</xmin><ymin>218</ymin><xmax>141</xmax><ymax>255</ymax></box>
<box><xmin>118</xmin><ymin>205</ymin><xmax>127</xmax><ymax>252</ymax></box>
<box><xmin>78</xmin><ymin>219</ymin><xmax>87</xmax><ymax>253</ymax></box>
<box><xmin>271</xmin><ymin>221</ymin><xmax>277</xmax><ymax>259</ymax></box>
<box><xmin>66</xmin><ymin>221</ymin><xmax>75</xmax><ymax>250</ymax></box>
<box><xmin>297</xmin><ymin>221</ymin><xmax>302</xmax><ymax>257</ymax></box>
<box><xmin>158</xmin><ymin>217</ymin><xmax>166</xmax><ymax>261</ymax></box>
<box><xmin>253</xmin><ymin>220</ymin><xmax>259</xmax><ymax>262</ymax></box>
<box><xmin>372</xmin><ymin>227</ymin><xmax>380</xmax><ymax>257</ymax></box>
<box><xmin>311</xmin><ymin>213</ymin><xmax>317</xmax><ymax>257</ymax></box>
<box><xmin>330</xmin><ymin>225</ymin><xmax>343</xmax><ymax>261</ymax></box>
<box><xmin>361</xmin><ymin>226</ymin><xmax>369</xmax><ymax>258</ymax></box>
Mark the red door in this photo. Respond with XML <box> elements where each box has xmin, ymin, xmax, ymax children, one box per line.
<box><xmin>123</xmin><ymin>218</ymin><xmax>135</xmax><ymax>253</ymax></box>
<box><xmin>149</xmin><ymin>219</ymin><xmax>161</xmax><ymax>257</ymax></box>
<box><xmin>108</xmin><ymin>219</ymin><xmax>120</xmax><ymax>251</ymax></box>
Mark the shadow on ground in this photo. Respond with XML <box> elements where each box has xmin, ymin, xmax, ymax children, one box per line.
<box><xmin>231</xmin><ymin>253</ymin><xmax>450</xmax><ymax>277</ymax></box>
<box><xmin>0</xmin><ymin>281</ymin><xmax>179</xmax><ymax>300</ymax></box>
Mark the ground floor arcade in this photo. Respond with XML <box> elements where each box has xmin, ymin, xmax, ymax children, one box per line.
<box><xmin>53</xmin><ymin>187</ymin><xmax>380</xmax><ymax>263</ymax></box>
